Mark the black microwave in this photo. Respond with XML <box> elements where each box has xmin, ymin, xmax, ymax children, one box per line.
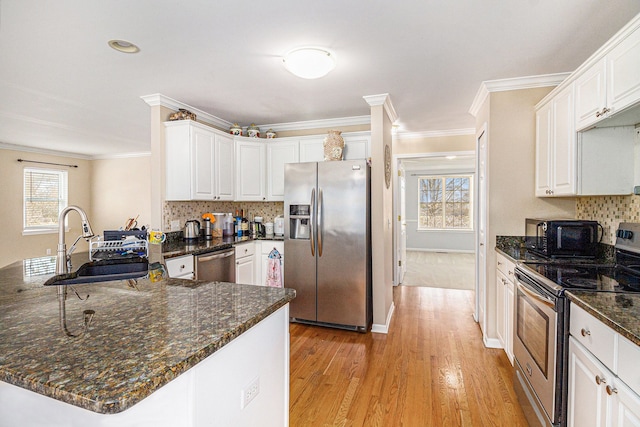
<box><xmin>525</xmin><ymin>219</ymin><xmax>602</xmax><ymax>258</ymax></box>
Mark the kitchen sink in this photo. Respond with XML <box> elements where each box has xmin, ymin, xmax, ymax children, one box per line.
<box><xmin>44</xmin><ymin>258</ymin><xmax>149</xmax><ymax>286</ymax></box>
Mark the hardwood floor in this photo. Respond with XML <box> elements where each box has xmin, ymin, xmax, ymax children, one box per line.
<box><xmin>289</xmin><ymin>286</ymin><xmax>528</xmax><ymax>426</ymax></box>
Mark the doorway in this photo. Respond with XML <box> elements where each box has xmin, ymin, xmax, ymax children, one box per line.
<box><xmin>393</xmin><ymin>152</ymin><xmax>476</xmax><ymax>291</ymax></box>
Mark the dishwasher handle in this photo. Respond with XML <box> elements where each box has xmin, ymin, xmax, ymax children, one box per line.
<box><xmin>197</xmin><ymin>249</ymin><xmax>234</xmax><ymax>262</ymax></box>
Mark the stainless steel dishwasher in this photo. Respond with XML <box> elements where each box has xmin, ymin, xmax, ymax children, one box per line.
<box><xmin>195</xmin><ymin>247</ymin><xmax>236</xmax><ymax>282</ymax></box>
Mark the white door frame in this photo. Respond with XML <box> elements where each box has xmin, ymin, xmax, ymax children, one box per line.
<box><xmin>475</xmin><ymin>124</ymin><xmax>488</xmax><ymax>328</ymax></box>
<box><xmin>392</xmin><ymin>150</ymin><xmax>476</xmax><ymax>286</ymax></box>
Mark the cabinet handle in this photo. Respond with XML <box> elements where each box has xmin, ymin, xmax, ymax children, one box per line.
<box><xmin>508</xmin><ymin>270</ymin><xmax>514</xmax><ymax>276</ymax></box>
<box><xmin>595</xmin><ymin>375</ymin><xmax>606</xmax><ymax>385</ymax></box>
<box><xmin>606</xmin><ymin>385</ymin><xmax>618</xmax><ymax>395</ymax></box>
<box><xmin>596</xmin><ymin>107</ymin><xmax>611</xmax><ymax>118</ymax></box>
<box><xmin>581</xmin><ymin>328</ymin><xmax>591</xmax><ymax>337</ymax></box>
<box><xmin>180</xmin><ymin>265</ymin><xmax>185</xmax><ymax>269</ymax></box>
<box><xmin>498</xmin><ymin>261</ymin><xmax>502</xmax><ymax>266</ymax></box>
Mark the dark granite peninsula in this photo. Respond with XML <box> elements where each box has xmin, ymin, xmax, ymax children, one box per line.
<box><xmin>0</xmin><ymin>253</ymin><xmax>295</xmax><ymax>426</ymax></box>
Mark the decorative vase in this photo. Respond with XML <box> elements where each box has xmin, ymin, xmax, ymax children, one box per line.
<box><xmin>168</xmin><ymin>108</ymin><xmax>196</xmax><ymax>121</ymax></box>
<box><xmin>247</xmin><ymin>123</ymin><xmax>260</xmax><ymax>138</ymax></box>
<box><xmin>265</xmin><ymin>128</ymin><xmax>277</xmax><ymax>139</ymax></box>
<box><xmin>323</xmin><ymin>130</ymin><xmax>344</xmax><ymax>161</ymax></box>
<box><xmin>229</xmin><ymin>123</ymin><xmax>242</xmax><ymax>136</ymax></box>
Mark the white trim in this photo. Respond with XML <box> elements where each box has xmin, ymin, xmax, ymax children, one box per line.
<box><xmin>258</xmin><ymin>116</ymin><xmax>371</xmax><ymax>132</ymax></box>
<box><xmin>468</xmin><ymin>73</ymin><xmax>571</xmax><ymax>117</ymax></box>
<box><xmin>363</xmin><ymin>93</ymin><xmax>399</xmax><ymax>123</ymax></box>
<box><xmin>395</xmin><ymin>128</ymin><xmax>475</xmax><ymax>140</ymax></box>
<box><xmin>483</xmin><ymin>336</ymin><xmax>502</xmax><ymax>349</ymax></box>
<box><xmin>140</xmin><ymin>93</ymin><xmax>233</xmax><ymax>130</ymax></box>
<box><xmin>92</xmin><ymin>152</ymin><xmax>151</xmax><ymax>160</ymax></box>
<box><xmin>0</xmin><ymin>142</ymin><xmax>92</xmax><ymax>160</ymax></box>
<box><xmin>395</xmin><ymin>150</ymin><xmax>476</xmax><ymax>160</ymax></box>
<box><xmin>371</xmin><ymin>301</ymin><xmax>395</xmax><ymax>334</ymax></box>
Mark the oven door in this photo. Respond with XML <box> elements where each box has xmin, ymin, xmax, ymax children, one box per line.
<box><xmin>513</xmin><ymin>274</ymin><xmax>559</xmax><ymax>424</ymax></box>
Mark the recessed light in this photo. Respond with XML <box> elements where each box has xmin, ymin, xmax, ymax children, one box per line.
<box><xmin>108</xmin><ymin>39</ymin><xmax>140</xmax><ymax>54</ymax></box>
<box><xmin>283</xmin><ymin>47</ymin><xmax>336</xmax><ymax>79</ymax></box>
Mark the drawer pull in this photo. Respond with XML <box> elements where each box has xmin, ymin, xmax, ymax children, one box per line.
<box><xmin>581</xmin><ymin>328</ymin><xmax>591</xmax><ymax>337</ymax></box>
<box><xmin>595</xmin><ymin>375</ymin><xmax>606</xmax><ymax>385</ymax></box>
<box><xmin>606</xmin><ymin>385</ymin><xmax>618</xmax><ymax>395</ymax></box>
<box><xmin>180</xmin><ymin>265</ymin><xmax>185</xmax><ymax>269</ymax></box>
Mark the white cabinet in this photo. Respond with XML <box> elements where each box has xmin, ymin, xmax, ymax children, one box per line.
<box><xmin>575</xmin><ymin>26</ymin><xmax>640</xmax><ymax>131</ymax></box>
<box><xmin>165</xmin><ymin>254</ymin><xmax>194</xmax><ymax>280</ymax></box>
<box><xmin>165</xmin><ymin>121</ymin><xmax>234</xmax><ymax>201</ymax></box>
<box><xmin>567</xmin><ymin>304</ymin><xmax>640</xmax><ymax>427</ymax></box>
<box><xmin>343</xmin><ymin>134</ymin><xmax>371</xmax><ymax>160</ymax></box>
<box><xmin>267</xmin><ymin>141</ymin><xmax>299</xmax><ymax>201</ymax></box>
<box><xmin>535</xmin><ymin>85</ymin><xmax>576</xmax><ymax>197</ymax></box>
<box><xmin>495</xmin><ymin>252</ymin><xmax>515</xmax><ymax>364</ymax></box>
<box><xmin>260</xmin><ymin>241</ymin><xmax>284</xmax><ymax>287</ymax></box>
<box><xmin>235</xmin><ymin>242</ymin><xmax>256</xmax><ymax>285</ymax></box>
<box><xmin>235</xmin><ymin>139</ymin><xmax>266</xmax><ymax>201</ymax></box>
<box><xmin>299</xmin><ymin>137</ymin><xmax>325</xmax><ymax>163</ymax></box>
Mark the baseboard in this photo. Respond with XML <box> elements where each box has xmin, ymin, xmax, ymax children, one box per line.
<box><xmin>406</xmin><ymin>248</ymin><xmax>475</xmax><ymax>254</ymax></box>
<box><xmin>371</xmin><ymin>301</ymin><xmax>395</xmax><ymax>334</ymax></box>
<box><xmin>483</xmin><ymin>336</ymin><xmax>503</xmax><ymax>349</ymax></box>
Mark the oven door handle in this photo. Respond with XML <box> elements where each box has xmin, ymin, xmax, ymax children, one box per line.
<box><xmin>517</xmin><ymin>281</ymin><xmax>556</xmax><ymax>308</ymax></box>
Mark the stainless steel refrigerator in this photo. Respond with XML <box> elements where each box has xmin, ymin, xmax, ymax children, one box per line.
<box><xmin>284</xmin><ymin>159</ymin><xmax>371</xmax><ymax>332</ymax></box>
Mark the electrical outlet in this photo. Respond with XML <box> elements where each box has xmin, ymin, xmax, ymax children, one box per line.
<box><xmin>46</xmin><ymin>248</ymin><xmax>51</xmax><ymax>255</ymax></box>
<box><xmin>240</xmin><ymin>377</ymin><xmax>260</xmax><ymax>409</ymax></box>
<box><xmin>170</xmin><ymin>220</ymin><xmax>180</xmax><ymax>231</ymax></box>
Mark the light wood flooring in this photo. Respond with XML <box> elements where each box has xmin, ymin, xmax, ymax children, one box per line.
<box><xmin>289</xmin><ymin>286</ymin><xmax>527</xmax><ymax>426</ymax></box>
<box><xmin>401</xmin><ymin>251</ymin><xmax>475</xmax><ymax>290</ymax></box>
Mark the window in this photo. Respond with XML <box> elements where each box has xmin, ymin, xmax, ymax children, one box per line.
<box><xmin>23</xmin><ymin>168</ymin><xmax>68</xmax><ymax>234</ymax></box>
<box><xmin>418</xmin><ymin>175</ymin><xmax>472</xmax><ymax>230</ymax></box>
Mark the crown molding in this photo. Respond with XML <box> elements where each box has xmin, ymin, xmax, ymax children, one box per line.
<box><xmin>395</xmin><ymin>128</ymin><xmax>476</xmax><ymax>140</ymax></box>
<box><xmin>140</xmin><ymin>93</ymin><xmax>233</xmax><ymax>130</ymax></box>
<box><xmin>92</xmin><ymin>152</ymin><xmax>151</xmax><ymax>160</ymax></box>
<box><xmin>363</xmin><ymin>93</ymin><xmax>399</xmax><ymax>123</ymax></box>
<box><xmin>258</xmin><ymin>115</ymin><xmax>371</xmax><ymax>132</ymax></box>
<box><xmin>468</xmin><ymin>73</ymin><xmax>571</xmax><ymax>117</ymax></box>
<box><xmin>0</xmin><ymin>142</ymin><xmax>92</xmax><ymax>160</ymax></box>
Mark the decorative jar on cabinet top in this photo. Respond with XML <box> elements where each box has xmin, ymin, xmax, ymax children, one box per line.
<box><xmin>247</xmin><ymin>123</ymin><xmax>260</xmax><ymax>138</ymax></box>
<box><xmin>323</xmin><ymin>130</ymin><xmax>344</xmax><ymax>161</ymax></box>
<box><xmin>229</xmin><ymin>123</ymin><xmax>242</xmax><ymax>135</ymax></box>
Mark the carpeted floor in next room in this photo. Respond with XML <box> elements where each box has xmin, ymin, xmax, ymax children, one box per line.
<box><xmin>401</xmin><ymin>251</ymin><xmax>475</xmax><ymax>290</ymax></box>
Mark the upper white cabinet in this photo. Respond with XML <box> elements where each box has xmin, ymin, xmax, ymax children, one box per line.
<box><xmin>165</xmin><ymin>120</ymin><xmax>235</xmax><ymax>201</ymax></box>
<box><xmin>235</xmin><ymin>138</ymin><xmax>267</xmax><ymax>201</ymax></box>
<box><xmin>267</xmin><ymin>140</ymin><xmax>299</xmax><ymax>201</ymax></box>
<box><xmin>574</xmin><ymin>59</ymin><xmax>607</xmax><ymax>131</ymax></box>
<box><xmin>535</xmin><ymin>85</ymin><xmax>577</xmax><ymax>196</ymax></box>
<box><xmin>299</xmin><ymin>137</ymin><xmax>325</xmax><ymax>163</ymax></box>
<box><xmin>343</xmin><ymin>133</ymin><xmax>371</xmax><ymax>160</ymax></box>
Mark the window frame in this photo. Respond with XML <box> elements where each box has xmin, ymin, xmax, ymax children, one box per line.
<box><xmin>417</xmin><ymin>174</ymin><xmax>473</xmax><ymax>231</ymax></box>
<box><xmin>23</xmin><ymin>167</ymin><xmax>68</xmax><ymax>235</ymax></box>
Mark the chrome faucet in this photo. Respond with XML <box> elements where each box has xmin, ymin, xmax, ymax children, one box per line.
<box><xmin>55</xmin><ymin>206</ymin><xmax>95</xmax><ymax>295</ymax></box>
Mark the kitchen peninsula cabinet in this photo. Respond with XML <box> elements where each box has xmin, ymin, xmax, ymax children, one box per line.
<box><xmin>567</xmin><ymin>304</ymin><xmax>640</xmax><ymax>427</ymax></box>
<box><xmin>165</xmin><ymin>120</ymin><xmax>234</xmax><ymax>201</ymax></box>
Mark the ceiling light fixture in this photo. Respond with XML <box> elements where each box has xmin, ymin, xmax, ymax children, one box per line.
<box><xmin>108</xmin><ymin>39</ymin><xmax>140</xmax><ymax>54</ymax></box>
<box><xmin>283</xmin><ymin>47</ymin><xmax>336</xmax><ymax>79</ymax></box>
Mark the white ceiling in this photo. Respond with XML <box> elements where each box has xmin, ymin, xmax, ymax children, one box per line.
<box><xmin>1</xmin><ymin>1</ymin><xmax>639</xmax><ymax>158</ymax></box>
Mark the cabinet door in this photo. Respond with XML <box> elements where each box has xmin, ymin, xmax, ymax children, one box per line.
<box><xmin>575</xmin><ymin>59</ymin><xmax>607</xmax><ymax>131</ymax></box>
<box><xmin>505</xmin><ymin>279</ymin><xmax>514</xmax><ymax>364</ymax></box>
<box><xmin>191</xmin><ymin>127</ymin><xmax>216</xmax><ymax>200</ymax></box>
<box><xmin>568</xmin><ymin>337</ymin><xmax>609</xmax><ymax>427</ymax></box>
<box><xmin>535</xmin><ymin>101</ymin><xmax>553</xmax><ymax>196</ymax></box>
<box><xmin>235</xmin><ymin>140</ymin><xmax>266</xmax><ymax>201</ymax></box>
<box><xmin>214</xmin><ymin>134</ymin><xmax>235</xmax><ymax>200</ymax></box>
<box><xmin>607</xmin><ymin>26</ymin><xmax>640</xmax><ymax>114</ymax></box>
<box><xmin>343</xmin><ymin>135</ymin><xmax>370</xmax><ymax>160</ymax></box>
<box><xmin>611</xmin><ymin>378</ymin><xmax>640</xmax><ymax>427</ymax></box>
<box><xmin>299</xmin><ymin>138</ymin><xmax>325</xmax><ymax>162</ymax></box>
<box><xmin>496</xmin><ymin>270</ymin><xmax>506</xmax><ymax>349</ymax></box>
<box><xmin>235</xmin><ymin>256</ymin><xmax>255</xmax><ymax>285</ymax></box>
<box><xmin>551</xmin><ymin>85</ymin><xmax>577</xmax><ymax>196</ymax></box>
<box><xmin>165</xmin><ymin>124</ymin><xmax>192</xmax><ymax>201</ymax></box>
<box><xmin>267</xmin><ymin>141</ymin><xmax>299</xmax><ymax>201</ymax></box>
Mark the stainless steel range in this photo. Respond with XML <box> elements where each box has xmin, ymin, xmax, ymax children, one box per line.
<box><xmin>513</xmin><ymin>222</ymin><xmax>640</xmax><ymax>427</ymax></box>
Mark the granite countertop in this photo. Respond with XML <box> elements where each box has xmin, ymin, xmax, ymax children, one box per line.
<box><xmin>495</xmin><ymin>235</ymin><xmax>615</xmax><ymax>264</ymax></box>
<box><xmin>566</xmin><ymin>291</ymin><xmax>640</xmax><ymax>346</ymax></box>
<box><xmin>161</xmin><ymin>234</ymin><xmax>284</xmax><ymax>259</ymax></box>
<box><xmin>0</xmin><ymin>254</ymin><xmax>295</xmax><ymax>414</ymax></box>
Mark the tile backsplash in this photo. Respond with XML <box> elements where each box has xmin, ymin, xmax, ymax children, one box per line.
<box><xmin>576</xmin><ymin>195</ymin><xmax>640</xmax><ymax>244</ymax></box>
<box><xmin>163</xmin><ymin>201</ymin><xmax>284</xmax><ymax>231</ymax></box>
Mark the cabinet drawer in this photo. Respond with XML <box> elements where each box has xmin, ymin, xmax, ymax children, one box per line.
<box><xmin>165</xmin><ymin>254</ymin><xmax>194</xmax><ymax>278</ymax></box>
<box><xmin>570</xmin><ymin>304</ymin><xmax>616</xmax><ymax>369</ymax></box>
<box><xmin>235</xmin><ymin>242</ymin><xmax>255</xmax><ymax>259</ymax></box>
<box><xmin>618</xmin><ymin>334</ymin><xmax>640</xmax><ymax>396</ymax></box>
<box><xmin>496</xmin><ymin>253</ymin><xmax>516</xmax><ymax>280</ymax></box>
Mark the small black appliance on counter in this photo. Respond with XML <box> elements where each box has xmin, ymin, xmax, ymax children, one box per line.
<box><xmin>525</xmin><ymin>218</ymin><xmax>602</xmax><ymax>258</ymax></box>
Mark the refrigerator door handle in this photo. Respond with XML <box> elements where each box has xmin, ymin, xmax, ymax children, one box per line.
<box><xmin>318</xmin><ymin>188</ymin><xmax>323</xmax><ymax>257</ymax></box>
<box><xmin>310</xmin><ymin>188</ymin><xmax>315</xmax><ymax>256</ymax></box>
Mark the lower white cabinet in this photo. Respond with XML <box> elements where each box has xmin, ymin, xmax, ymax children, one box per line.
<box><xmin>235</xmin><ymin>242</ymin><xmax>256</xmax><ymax>285</ymax></box>
<box><xmin>495</xmin><ymin>252</ymin><xmax>515</xmax><ymax>364</ymax></box>
<box><xmin>165</xmin><ymin>254</ymin><xmax>194</xmax><ymax>280</ymax></box>
<box><xmin>567</xmin><ymin>304</ymin><xmax>640</xmax><ymax>427</ymax></box>
<box><xmin>260</xmin><ymin>241</ymin><xmax>284</xmax><ymax>287</ymax></box>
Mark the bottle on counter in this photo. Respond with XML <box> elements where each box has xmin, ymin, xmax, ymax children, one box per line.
<box><xmin>240</xmin><ymin>209</ymin><xmax>249</xmax><ymax>237</ymax></box>
<box><xmin>236</xmin><ymin>209</ymin><xmax>242</xmax><ymax>237</ymax></box>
